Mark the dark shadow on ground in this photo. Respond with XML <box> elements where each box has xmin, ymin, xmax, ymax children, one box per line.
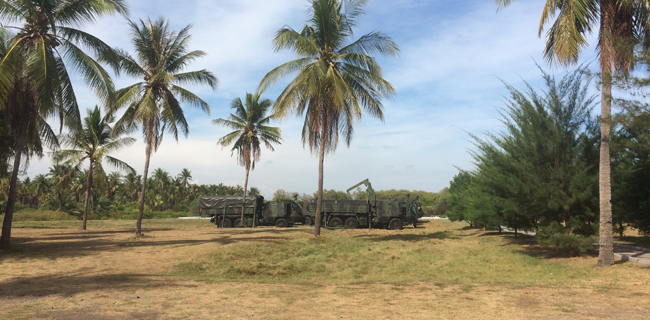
<box><xmin>0</xmin><ymin>270</ymin><xmax>190</xmax><ymax>298</ymax></box>
<box><xmin>487</xmin><ymin>233</ymin><xmax>592</xmax><ymax>259</ymax></box>
<box><xmin>2</xmin><ymin>233</ymin><xmax>287</xmax><ymax>260</ymax></box>
<box><xmin>353</xmin><ymin>231</ymin><xmax>459</xmax><ymax>242</ymax></box>
<box><xmin>616</xmin><ymin>236</ymin><xmax>650</xmax><ymax>249</ymax></box>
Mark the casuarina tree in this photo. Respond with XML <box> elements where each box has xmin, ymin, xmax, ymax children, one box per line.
<box><xmin>496</xmin><ymin>0</ymin><xmax>649</xmax><ymax>266</ymax></box>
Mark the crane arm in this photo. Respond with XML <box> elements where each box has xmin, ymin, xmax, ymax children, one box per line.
<box><xmin>346</xmin><ymin>179</ymin><xmax>376</xmax><ymax>204</ymax></box>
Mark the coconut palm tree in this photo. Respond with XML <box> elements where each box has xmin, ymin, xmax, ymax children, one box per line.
<box><xmin>258</xmin><ymin>0</ymin><xmax>398</xmax><ymax>236</ymax></box>
<box><xmin>152</xmin><ymin>168</ymin><xmax>170</xmax><ymax>210</ymax></box>
<box><xmin>54</xmin><ymin>106</ymin><xmax>135</xmax><ymax>230</ymax></box>
<box><xmin>178</xmin><ymin>168</ymin><xmax>193</xmax><ymax>189</ymax></box>
<box><xmin>111</xmin><ymin>17</ymin><xmax>218</xmax><ymax>236</ymax></box>
<box><xmin>213</xmin><ymin>92</ymin><xmax>282</xmax><ymax>227</ymax></box>
<box><xmin>0</xmin><ymin>0</ymin><xmax>127</xmax><ymax>250</ymax></box>
<box><xmin>0</xmin><ymin>32</ymin><xmax>58</xmax><ymax>250</ymax></box>
<box><xmin>496</xmin><ymin>0</ymin><xmax>649</xmax><ymax>266</ymax></box>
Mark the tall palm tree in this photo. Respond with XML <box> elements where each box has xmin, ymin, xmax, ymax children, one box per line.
<box><xmin>54</xmin><ymin>106</ymin><xmax>135</xmax><ymax>230</ymax></box>
<box><xmin>258</xmin><ymin>0</ymin><xmax>398</xmax><ymax>236</ymax></box>
<box><xmin>0</xmin><ymin>0</ymin><xmax>127</xmax><ymax>250</ymax></box>
<box><xmin>111</xmin><ymin>17</ymin><xmax>218</xmax><ymax>236</ymax></box>
<box><xmin>124</xmin><ymin>172</ymin><xmax>141</xmax><ymax>202</ymax></box>
<box><xmin>178</xmin><ymin>168</ymin><xmax>193</xmax><ymax>189</ymax></box>
<box><xmin>32</xmin><ymin>174</ymin><xmax>50</xmax><ymax>207</ymax></box>
<box><xmin>496</xmin><ymin>0</ymin><xmax>649</xmax><ymax>266</ymax></box>
<box><xmin>213</xmin><ymin>92</ymin><xmax>282</xmax><ymax>226</ymax></box>
<box><xmin>152</xmin><ymin>168</ymin><xmax>170</xmax><ymax>210</ymax></box>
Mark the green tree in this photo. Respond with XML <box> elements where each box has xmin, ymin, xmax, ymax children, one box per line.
<box><xmin>54</xmin><ymin>106</ymin><xmax>135</xmax><ymax>230</ymax></box>
<box><xmin>259</xmin><ymin>0</ymin><xmax>398</xmax><ymax>236</ymax></box>
<box><xmin>214</xmin><ymin>92</ymin><xmax>282</xmax><ymax>226</ymax></box>
<box><xmin>112</xmin><ymin>18</ymin><xmax>218</xmax><ymax>236</ymax></box>
<box><xmin>0</xmin><ymin>31</ymin><xmax>56</xmax><ymax>249</ymax></box>
<box><xmin>178</xmin><ymin>168</ymin><xmax>193</xmax><ymax>189</ymax></box>
<box><xmin>496</xmin><ymin>0</ymin><xmax>649</xmax><ymax>266</ymax></box>
<box><xmin>0</xmin><ymin>0</ymin><xmax>127</xmax><ymax>250</ymax></box>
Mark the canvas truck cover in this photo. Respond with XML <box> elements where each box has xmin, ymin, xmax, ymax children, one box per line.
<box><xmin>198</xmin><ymin>195</ymin><xmax>264</xmax><ymax>209</ymax></box>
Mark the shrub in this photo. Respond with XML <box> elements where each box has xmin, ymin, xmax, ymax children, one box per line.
<box><xmin>536</xmin><ymin>222</ymin><xmax>596</xmax><ymax>256</ymax></box>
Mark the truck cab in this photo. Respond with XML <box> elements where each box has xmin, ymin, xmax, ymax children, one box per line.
<box><xmin>262</xmin><ymin>201</ymin><xmax>304</xmax><ymax>227</ymax></box>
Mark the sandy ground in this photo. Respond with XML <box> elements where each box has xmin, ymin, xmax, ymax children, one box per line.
<box><xmin>1</xmin><ymin>223</ymin><xmax>649</xmax><ymax>319</ymax></box>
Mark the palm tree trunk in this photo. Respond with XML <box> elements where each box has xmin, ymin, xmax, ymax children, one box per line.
<box><xmin>314</xmin><ymin>125</ymin><xmax>327</xmax><ymax>237</ymax></box>
<box><xmin>136</xmin><ymin>138</ymin><xmax>153</xmax><ymax>237</ymax></box>
<box><xmin>597</xmin><ymin>69</ymin><xmax>615</xmax><ymax>267</ymax></box>
<box><xmin>241</xmin><ymin>163</ymin><xmax>250</xmax><ymax>227</ymax></box>
<box><xmin>82</xmin><ymin>159</ymin><xmax>94</xmax><ymax>231</ymax></box>
<box><xmin>0</xmin><ymin>123</ymin><xmax>26</xmax><ymax>250</ymax></box>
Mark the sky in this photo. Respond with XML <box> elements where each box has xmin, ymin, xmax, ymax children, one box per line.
<box><xmin>25</xmin><ymin>0</ymin><xmax>602</xmax><ymax>198</ymax></box>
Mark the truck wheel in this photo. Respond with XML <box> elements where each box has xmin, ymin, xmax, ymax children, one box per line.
<box><xmin>389</xmin><ymin>218</ymin><xmax>403</xmax><ymax>230</ymax></box>
<box><xmin>222</xmin><ymin>218</ymin><xmax>233</xmax><ymax>228</ymax></box>
<box><xmin>345</xmin><ymin>218</ymin><xmax>359</xmax><ymax>229</ymax></box>
<box><xmin>303</xmin><ymin>216</ymin><xmax>313</xmax><ymax>226</ymax></box>
<box><xmin>275</xmin><ymin>218</ymin><xmax>289</xmax><ymax>228</ymax></box>
<box><xmin>234</xmin><ymin>219</ymin><xmax>242</xmax><ymax>228</ymax></box>
<box><xmin>329</xmin><ymin>217</ymin><xmax>343</xmax><ymax>228</ymax></box>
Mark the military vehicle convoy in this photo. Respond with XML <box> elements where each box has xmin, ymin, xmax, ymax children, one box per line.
<box><xmin>198</xmin><ymin>196</ymin><xmax>303</xmax><ymax>228</ymax></box>
<box><xmin>198</xmin><ymin>179</ymin><xmax>422</xmax><ymax>230</ymax></box>
<box><xmin>300</xmin><ymin>179</ymin><xmax>421</xmax><ymax>230</ymax></box>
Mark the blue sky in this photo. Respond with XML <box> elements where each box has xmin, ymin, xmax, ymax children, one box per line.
<box><xmin>27</xmin><ymin>0</ymin><xmax>601</xmax><ymax>197</ymax></box>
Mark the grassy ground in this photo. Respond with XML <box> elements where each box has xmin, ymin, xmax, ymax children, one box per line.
<box><xmin>1</xmin><ymin>219</ymin><xmax>649</xmax><ymax>319</ymax></box>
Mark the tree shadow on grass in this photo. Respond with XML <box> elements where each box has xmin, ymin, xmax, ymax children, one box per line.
<box><xmin>353</xmin><ymin>231</ymin><xmax>459</xmax><ymax>242</ymax></box>
<box><xmin>2</xmin><ymin>232</ymin><xmax>287</xmax><ymax>260</ymax></box>
<box><xmin>0</xmin><ymin>270</ymin><xmax>190</xmax><ymax>298</ymax></box>
<box><xmin>475</xmin><ymin>230</ymin><xmax>597</xmax><ymax>260</ymax></box>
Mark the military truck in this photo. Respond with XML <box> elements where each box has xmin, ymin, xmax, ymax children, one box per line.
<box><xmin>198</xmin><ymin>196</ymin><xmax>304</xmax><ymax>228</ymax></box>
<box><xmin>303</xmin><ymin>198</ymin><xmax>414</xmax><ymax>230</ymax></box>
<box><xmin>301</xmin><ymin>179</ymin><xmax>418</xmax><ymax>230</ymax></box>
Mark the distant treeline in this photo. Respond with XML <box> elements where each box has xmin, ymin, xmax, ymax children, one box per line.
<box><xmin>0</xmin><ymin>166</ymin><xmax>257</xmax><ymax>220</ymax></box>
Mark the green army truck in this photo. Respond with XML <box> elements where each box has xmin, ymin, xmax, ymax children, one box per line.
<box><xmin>198</xmin><ymin>195</ymin><xmax>304</xmax><ymax>228</ymax></box>
<box><xmin>303</xmin><ymin>198</ymin><xmax>414</xmax><ymax>230</ymax></box>
<box><xmin>301</xmin><ymin>179</ymin><xmax>419</xmax><ymax>230</ymax></box>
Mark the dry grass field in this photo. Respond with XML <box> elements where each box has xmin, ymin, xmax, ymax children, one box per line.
<box><xmin>1</xmin><ymin>219</ymin><xmax>649</xmax><ymax>319</ymax></box>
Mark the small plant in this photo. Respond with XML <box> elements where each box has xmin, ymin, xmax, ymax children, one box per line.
<box><xmin>536</xmin><ymin>222</ymin><xmax>596</xmax><ymax>256</ymax></box>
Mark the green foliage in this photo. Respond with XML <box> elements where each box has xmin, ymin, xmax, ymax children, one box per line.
<box><xmin>449</xmin><ymin>68</ymin><xmax>600</xmax><ymax>238</ymax></box>
<box><xmin>273</xmin><ymin>189</ymin><xmax>297</xmax><ymax>201</ymax></box>
<box><xmin>0</xmin><ymin>210</ymin><xmax>78</xmax><ymax>222</ymax></box>
<box><xmin>536</xmin><ymin>222</ymin><xmax>596</xmax><ymax>256</ymax></box>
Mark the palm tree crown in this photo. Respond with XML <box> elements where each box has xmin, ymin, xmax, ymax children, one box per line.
<box><xmin>259</xmin><ymin>0</ymin><xmax>398</xmax><ymax>153</ymax></box>
<box><xmin>112</xmin><ymin>17</ymin><xmax>218</xmax><ymax>147</ymax></box>
<box><xmin>0</xmin><ymin>0</ymin><xmax>128</xmax><ymax>131</ymax></box>
<box><xmin>214</xmin><ymin>93</ymin><xmax>282</xmax><ymax>171</ymax></box>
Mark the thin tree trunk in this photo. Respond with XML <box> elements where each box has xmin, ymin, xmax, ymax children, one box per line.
<box><xmin>136</xmin><ymin>138</ymin><xmax>153</xmax><ymax>237</ymax></box>
<box><xmin>82</xmin><ymin>159</ymin><xmax>94</xmax><ymax>231</ymax></box>
<box><xmin>241</xmin><ymin>164</ymin><xmax>250</xmax><ymax>227</ymax></box>
<box><xmin>598</xmin><ymin>70</ymin><xmax>615</xmax><ymax>267</ymax></box>
<box><xmin>314</xmin><ymin>125</ymin><xmax>327</xmax><ymax>237</ymax></box>
<box><xmin>0</xmin><ymin>124</ymin><xmax>26</xmax><ymax>250</ymax></box>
